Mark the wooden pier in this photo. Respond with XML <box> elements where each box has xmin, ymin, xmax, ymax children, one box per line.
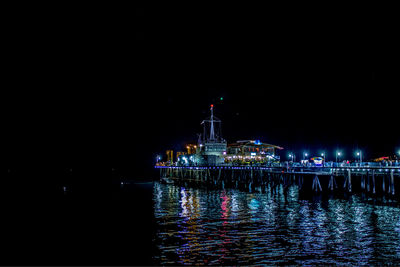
<box><xmin>155</xmin><ymin>165</ymin><xmax>400</xmax><ymax>196</ymax></box>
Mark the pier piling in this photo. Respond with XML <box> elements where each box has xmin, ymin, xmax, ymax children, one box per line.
<box><xmin>156</xmin><ymin>165</ymin><xmax>399</xmax><ymax>198</ymax></box>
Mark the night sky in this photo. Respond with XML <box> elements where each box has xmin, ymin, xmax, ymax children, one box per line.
<box><xmin>134</xmin><ymin>9</ymin><xmax>398</xmax><ymax>175</ymax></box>
<box><xmin>3</xmin><ymin>8</ymin><xmax>399</xmax><ymax>180</ymax></box>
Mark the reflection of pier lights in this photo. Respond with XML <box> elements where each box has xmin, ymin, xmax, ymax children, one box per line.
<box><xmin>220</xmin><ymin>192</ymin><xmax>230</xmax><ymax>220</ymax></box>
<box><xmin>177</xmin><ymin>187</ymin><xmax>202</xmax><ymax>263</ymax></box>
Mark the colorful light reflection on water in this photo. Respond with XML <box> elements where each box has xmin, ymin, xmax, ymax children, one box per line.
<box><xmin>153</xmin><ymin>183</ymin><xmax>400</xmax><ymax>265</ymax></box>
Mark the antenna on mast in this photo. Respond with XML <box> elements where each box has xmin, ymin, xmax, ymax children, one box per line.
<box><xmin>201</xmin><ymin>104</ymin><xmax>223</xmax><ymax>143</ymax></box>
<box><xmin>210</xmin><ymin>104</ymin><xmax>215</xmax><ymax>141</ymax></box>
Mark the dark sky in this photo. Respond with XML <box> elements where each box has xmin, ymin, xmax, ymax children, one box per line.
<box><xmin>135</xmin><ymin>9</ymin><xmax>398</xmax><ymax>169</ymax></box>
<box><xmin>3</xmin><ymin>8</ymin><xmax>399</xmax><ymax>179</ymax></box>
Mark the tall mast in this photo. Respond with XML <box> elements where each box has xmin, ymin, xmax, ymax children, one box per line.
<box><xmin>210</xmin><ymin>104</ymin><xmax>215</xmax><ymax>141</ymax></box>
<box><xmin>201</xmin><ymin>104</ymin><xmax>222</xmax><ymax>143</ymax></box>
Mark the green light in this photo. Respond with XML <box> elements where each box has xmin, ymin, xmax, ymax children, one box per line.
<box><xmin>220</xmin><ymin>97</ymin><xmax>223</xmax><ymax>101</ymax></box>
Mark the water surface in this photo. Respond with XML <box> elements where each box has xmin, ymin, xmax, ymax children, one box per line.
<box><xmin>153</xmin><ymin>182</ymin><xmax>400</xmax><ymax>265</ymax></box>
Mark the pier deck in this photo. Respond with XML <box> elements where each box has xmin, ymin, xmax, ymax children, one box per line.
<box><xmin>155</xmin><ymin>165</ymin><xmax>400</xmax><ymax>195</ymax></box>
<box><xmin>156</xmin><ymin>165</ymin><xmax>400</xmax><ymax>175</ymax></box>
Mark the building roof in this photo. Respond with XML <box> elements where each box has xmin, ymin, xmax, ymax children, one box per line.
<box><xmin>228</xmin><ymin>140</ymin><xmax>283</xmax><ymax>150</ymax></box>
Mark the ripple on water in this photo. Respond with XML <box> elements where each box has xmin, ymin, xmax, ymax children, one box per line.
<box><xmin>153</xmin><ymin>182</ymin><xmax>400</xmax><ymax>265</ymax></box>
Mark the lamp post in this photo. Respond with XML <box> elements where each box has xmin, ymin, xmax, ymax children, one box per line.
<box><xmin>356</xmin><ymin>151</ymin><xmax>362</xmax><ymax>164</ymax></box>
<box><xmin>336</xmin><ymin>152</ymin><xmax>341</xmax><ymax>163</ymax></box>
<box><xmin>302</xmin><ymin>152</ymin><xmax>308</xmax><ymax>166</ymax></box>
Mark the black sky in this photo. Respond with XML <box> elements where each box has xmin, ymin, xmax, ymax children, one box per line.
<box><xmin>135</xmin><ymin>9</ymin><xmax>398</xmax><ymax>169</ymax></box>
<box><xmin>3</xmin><ymin>8</ymin><xmax>399</xmax><ymax>180</ymax></box>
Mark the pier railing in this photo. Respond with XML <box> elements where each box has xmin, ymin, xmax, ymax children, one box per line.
<box><xmin>155</xmin><ymin>164</ymin><xmax>400</xmax><ymax>195</ymax></box>
<box><xmin>155</xmin><ymin>165</ymin><xmax>400</xmax><ymax>176</ymax></box>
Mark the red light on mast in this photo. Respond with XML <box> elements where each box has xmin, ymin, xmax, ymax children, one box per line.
<box><xmin>211</xmin><ymin>104</ymin><xmax>214</xmax><ymax>108</ymax></box>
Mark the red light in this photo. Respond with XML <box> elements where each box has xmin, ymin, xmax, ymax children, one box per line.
<box><xmin>211</xmin><ymin>104</ymin><xmax>214</xmax><ymax>108</ymax></box>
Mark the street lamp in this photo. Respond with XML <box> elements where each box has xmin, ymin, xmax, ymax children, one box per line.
<box><xmin>303</xmin><ymin>152</ymin><xmax>308</xmax><ymax>160</ymax></box>
<box><xmin>356</xmin><ymin>151</ymin><xmax>362</xmax><ymax>164</ymax></box>
<box><xmin>336</xmin><ymin>152</ymin><xmax>341</xmax><ymax>163</ymax></box>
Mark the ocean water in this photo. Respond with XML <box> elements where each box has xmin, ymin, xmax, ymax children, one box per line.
<box><xmin>2</xmin><ymin>174</ymin><xmax>399</xmax><ymax>265</ymax></box>
<box><xmin>0</xmin><ymin>177</ymin><xmax>155</xmax><ymax>266</ymax></box>
<box><xmin>153</xmin><ymin>182</ymin><xmax>400</xmax><ymax>265</ymax></box>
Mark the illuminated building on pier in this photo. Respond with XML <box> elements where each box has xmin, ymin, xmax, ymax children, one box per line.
<box><xmin>225</xmin><ymin>140</ymin><xmax>283</xmax><ymax>164</ymax></box>
<box><xmin>162</xmin><ymin>105</ymin><xmax>283</xmax><ymax>166</ymax></box>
